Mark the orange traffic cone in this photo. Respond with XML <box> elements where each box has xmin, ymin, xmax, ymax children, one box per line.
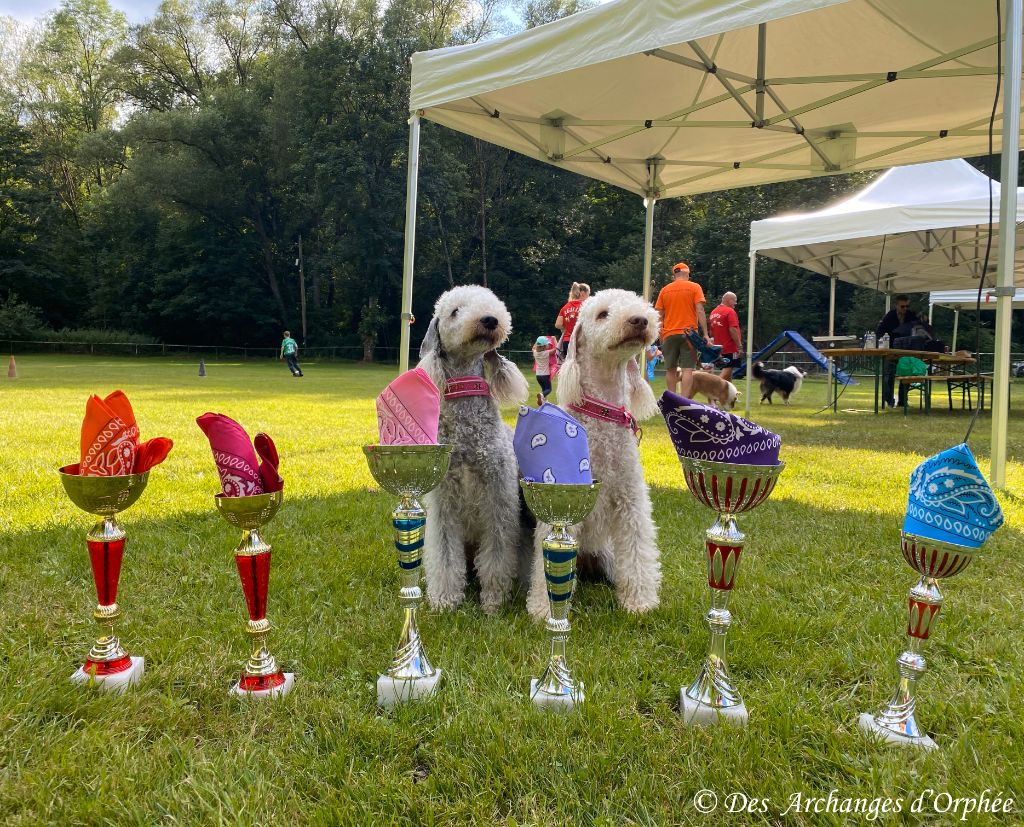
<box><xmin>7</xmin><ymin>355</ymin><xmax>16</xmax><ymax>379</ymax></box>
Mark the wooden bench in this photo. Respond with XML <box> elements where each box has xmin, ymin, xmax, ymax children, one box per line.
<box><xmin>897</xmin><ymin>374</ymin><xmax>991</xmax><ymax>414</ymax></box>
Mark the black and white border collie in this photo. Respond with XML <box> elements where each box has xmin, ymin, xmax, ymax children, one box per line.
<box><xmin>753</xmin><ymin>363</ymin><xmax>806</xmax><ymax>405</ymax></box>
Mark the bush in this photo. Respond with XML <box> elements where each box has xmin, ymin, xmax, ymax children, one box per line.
<box><xmin>48</xmin><ymin>328</ymin><xmax>160</xmax><ymax>346</ymax></box>
<box><xmin>0</xmin><ymin>295</ymin><xmax>49</xmax><ymax>340</ymax></box>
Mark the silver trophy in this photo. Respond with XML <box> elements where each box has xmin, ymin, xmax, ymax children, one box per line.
<box><xmin>520</xmin><ymin>480</ymin><xmax>601</xmax><ymax>710</ymax></box>
<box><xmin>858</xmin><ymin>531</ymin><xmax>979</xmax><ymax>750</ymax></box>
<box><xmin>677</xmin><ymin>458</ymin><xmax>784</xmax><ymax>726</ymax></box>
<box><xmin>363</xmin><ymin>443</ymin><xmax>452</xmax><ymax>707</ymax></box>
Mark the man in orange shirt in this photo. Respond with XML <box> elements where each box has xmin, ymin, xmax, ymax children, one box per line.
<box><xmin>654</xmin><ymin>262</ymin><xmax>711</xmax><ymax>397</ymax></box>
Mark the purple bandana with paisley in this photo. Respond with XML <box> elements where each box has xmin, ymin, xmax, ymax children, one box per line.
<box><xmin>659</xmin><ymin>391</ymin><xmax>781</xmax><ymax>466</ymax></box>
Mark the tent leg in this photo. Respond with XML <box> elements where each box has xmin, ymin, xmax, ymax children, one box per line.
<box><xmin>991</xmin><ymin>0</ymin><xmax>1022</xmax><ymax>487</ymax></box>
<box><xmin>642</xmin><ymin>196</ymin><xmax>656</xmax><ymax>303</ymax></box>
<box><xmin>744</xmin><ymin>252</ymin><xmax>756</xmax><ymax>418</ymax></box>
<box><xmin>398</xmin><ymin>113</ymin><xmax>422</xmax><ymax>374</ymax></box>
<box><xmin>951</xmin><ymin>309</ymin><xmax>959</xmax><ymax>352</ymax></box>
<box><xmin>828</xmin><ymin>275</ymin><xmax>836</xmax><ymax>410</ymax></box>
<box><xmin>641</xmin><ymin>195</ymin><xmax>656</xmax><ymax>374</ymax></box>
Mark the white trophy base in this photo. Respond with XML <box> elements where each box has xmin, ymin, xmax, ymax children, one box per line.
<box><xmin>230</xmin><ymin>672</ymin><xmax>295</xmax><ymax>699</ymax></box>
<box><xmin>530</xmin><ymin>678</ymin><xmax>584</xmax><ymax>711</ymax></box>
<box><xmin>70</xmin><ymin>656</ymin><xmax>145</xmax><ymax>693</ymax></box>
<box><xmin>680</xmin><ymin>689</ymin><xmax>748</xmax><ymax>727</ymax></box>
<box><xmin>857</xmin><ymin>712</ymin><xmax>937</xmax><ymax>750</ymax></box>
<box><xmin>377</xmin><ymin>670</ymin><xmax>441</xmax><ymax>707</ymax></box>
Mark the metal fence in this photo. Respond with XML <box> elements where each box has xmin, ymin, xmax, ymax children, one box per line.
<box><xmin>3</xmin><ymin>338</ymin><xmax>1021</xmax><ymax>377</ymax></box>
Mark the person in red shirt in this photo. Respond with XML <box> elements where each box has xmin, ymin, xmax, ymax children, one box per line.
<box><xmin>555</xmin><ymin>282</ymin><xmax>590</xmax><ymax>357</ymax></box>
<box><xmin>709</xmin><ymin>291</ymin><xmax>743</xmax><ymax>381</ymax></box>
<box><xmin>654</xmin><ymin>262</ymin><xmax>710</xmax><ymax>397</ymax></box>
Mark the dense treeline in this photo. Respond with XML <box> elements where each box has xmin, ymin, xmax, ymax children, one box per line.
<box><xmin>0</xmin><ymin>0</ymin><xmax>1016</xmax><ymax>356</ymax></box>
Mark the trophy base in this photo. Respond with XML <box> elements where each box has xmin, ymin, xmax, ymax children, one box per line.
<box><xmin>530</xmin><ymin>678</ymin><xmax>584</xmax><ymax>711</ymax></box>
<box><xmin>230</xmin><ymin>672</ymin><xmax>295</xmax><ymax>699</ymax></box>
<box><xmin>857</xmin><ymin>712</ymin><xmax>937</xmax><ymax>751</ymax></box>
<box><xmin>377</xmin><ymin>670</ymin><xmax>441</xmax><ymax>707</ymax></box>
<box><xmin>680</xmin><ymin>690</ymin><xmax>748</xmax><ymax>727</ymax></box>
<box><xmin>70</xmin><ymin>656</ymin><xmax>145</xmax><ymax>693</ymax></box>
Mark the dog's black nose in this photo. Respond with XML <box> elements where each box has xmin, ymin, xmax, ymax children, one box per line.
<box><xmin>480</xmin><ymin>316</ymin><xmax>498</xmax><ymax>331</ymax></box>
<box><xmin>628</xmin><ymin>316</ymin><xmax>648</xmax><ymax>328</ymax></box>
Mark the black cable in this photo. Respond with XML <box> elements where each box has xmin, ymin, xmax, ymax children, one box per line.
<box><xmin>963</xmin><ymin>0</ymin><xmax>1002</xmax><ymax>444</ymax></box>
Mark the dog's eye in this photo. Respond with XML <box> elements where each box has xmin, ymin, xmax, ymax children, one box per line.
<box><xmin>596</xmin><ymin>310</ymin><xmax>609</xmax><ymax>320</ymax></box>
<box><xmin>450</xmin><ymin>308</ymin><xmax>458</xmax><ymax>318</ymax></box>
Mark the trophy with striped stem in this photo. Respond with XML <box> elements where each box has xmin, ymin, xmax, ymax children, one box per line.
<box><xmin>363</xmin><ymin>443</ymin><xmax>452</xmax><ymax>707</ymax></box>
<box><xmin>520</xmin><ymin>480</ymin><xmax>601</xmax><ymax>710</ymax></box>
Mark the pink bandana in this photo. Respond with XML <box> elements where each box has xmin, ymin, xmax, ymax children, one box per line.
<box><xmin>376</xmin><ymin>368</ymin><xmax>441</xmax><ymax>445</ymax></box>
<box><xmin>196</xmin><ymin>413</ymin><xmax>283</xmax><ymax>497</ymax></box>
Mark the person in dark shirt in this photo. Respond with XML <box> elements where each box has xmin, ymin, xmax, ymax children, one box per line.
<box><xmin>877</xmin><ymin>295</ymin><xmax>919</xmax><ymax>408</ymax></box>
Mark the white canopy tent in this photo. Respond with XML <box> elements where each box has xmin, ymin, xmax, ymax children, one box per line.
<box><xmin>931</xmin><ymin>287</ymin><xmax>1024</xmax><ymax>350</ymax></box>
<box><xmin>750</xmin><ymin>159</ymin><xmax>1024</xmax><ymax>294</ymax></box>
<box><xmin>399</xmin><ymin>0</ymin><xmax>1023</xmax><ymax>484</ymax></box>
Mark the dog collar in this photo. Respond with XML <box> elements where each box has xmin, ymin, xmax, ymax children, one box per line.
<box><xmin>444</xmin><ymin>376</ymin><xmax>491</xmax><ymax>400</ymax></box>
<box><xmin>568</xmin><ymin>394</ymin><xmax>641</xmax><ymax>443</ymax></box>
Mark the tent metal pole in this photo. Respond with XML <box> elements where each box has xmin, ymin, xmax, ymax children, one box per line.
<box><xmin>991</xmin><ymin>0</ymin><xmax>1022</xmax><ymax>487</ymax></box>
<box><xmin>952</xmin><ymin>309</ymin><xmax>960</xmax><ymax>351</ymax></box>
<box><xmin>642</xmin><ymin>196</ymin><xmax>656</xmax><ymax>303</ymax></box>
<box><xmin>828</xmin><ymin>274</ymin><xmax>836</xmax><ymax>408</ymax></box>
<box><xmin>641</xmin><ymin>194</ymin><xmax>656</xmax><ymax>378</ymax></box>
<box><xmin>398</xmin><ymin>112</ymin><xmax>422</xmax><ymax>374</ymax></box>
<box><xmin>744</xmin><ymin>252</ymin><xmax>756</xmax><ymax>418</ymax></box>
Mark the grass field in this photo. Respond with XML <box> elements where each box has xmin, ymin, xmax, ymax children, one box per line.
<box><xmin>1</xmin><ymin>354</ymin><xmax>1022</xmax><ymax>825</ymax></box>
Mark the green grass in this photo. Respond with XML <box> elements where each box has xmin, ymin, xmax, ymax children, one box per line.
<box><xmin>1</xmin><ymin>355</ymin><xmax>1022</xmax><ymax>825</ymax></box>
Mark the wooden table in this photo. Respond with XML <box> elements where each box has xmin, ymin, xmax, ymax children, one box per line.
<box><xmin>823</xmin><ymin>348</ymin><xmax>976</xmax><ymax>414</ymax></box>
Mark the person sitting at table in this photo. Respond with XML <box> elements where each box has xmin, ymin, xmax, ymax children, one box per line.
<box><xmin>876</xmin><ymin>295</ymin><xmax>920</xmax><ymax>408</ymax></box>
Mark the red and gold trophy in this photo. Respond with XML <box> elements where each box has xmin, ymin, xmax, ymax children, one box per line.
<box><xmin>660</xmin><ymin>391</ymin><xmax>784</xmax><ymax>726</ymax></box>
<box><xmin>59</xmin><ymin>468</ymin><xmax>150</xmax><ymax>691</ymax></box>
<box><xmin>859</xmin><ymin>444</ymin><xmax>1003</xmax><ymax>749</ymax></box>
<box><xmin>216</xmin><ymin>491</ymin><xmax>293</xmax><ymax>697</ymax></box>
<box><xmin>197</xmin><ymin>413</ymin><xmax>292</xmax><ymax>698</ymax></box>
<box><xmin>59</xmin><ymin>390</ymin><xmax>172</xmax><ymax>691</ymax></box>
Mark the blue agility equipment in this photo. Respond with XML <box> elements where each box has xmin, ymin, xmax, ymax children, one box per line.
<box><xmin>684</xmin><ymin>329</ymin><xmax>725</xmax><ymax>366</ymax></box>
<box><xmin>732</xmin><ymin>330</ymin><xmax>854</xmax><ymax>385</ymax></box>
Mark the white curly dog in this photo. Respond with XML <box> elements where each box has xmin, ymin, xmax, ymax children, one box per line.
<box><xmin>526</xmin><ymin>288</ymin><xmax>662</xmax><ymax>619</ymax></box>
<box><xmin>417</xmin><ymin>285</ymin><xmax>530</xmax><ymax>614</ymax></box>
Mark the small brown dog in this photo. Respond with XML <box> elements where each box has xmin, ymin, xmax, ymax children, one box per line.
<box><xmin>687</xmin><ymin>369</ymin><xmax>740</xmax><ymax>410</ymax></box>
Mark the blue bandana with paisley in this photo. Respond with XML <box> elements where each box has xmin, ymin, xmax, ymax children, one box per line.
<box><xmin>903</xmin><ymin>443</ymin><xmax>1003</xmax><ymax>548</ymax></box>
<box><xmin>513</xmin><ymin>403</ymin><xmax>592</xmax><ymax>484</ymax></box>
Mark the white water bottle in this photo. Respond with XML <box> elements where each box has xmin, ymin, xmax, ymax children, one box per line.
<box><xmin>879</xmin><ymin>333</ymin><xmax>890</xmax><ymax>349</ymax></box>
<box><xmin>864</xmin><ymin>332</ymin><xmax>876</xmax><ymax>349</ymax></box>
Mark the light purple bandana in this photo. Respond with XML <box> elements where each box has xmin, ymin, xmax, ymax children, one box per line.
<box><xmin>513</xmin><ymin>403</ymin><xmax>592</xmax><ymax>484</ymax></box>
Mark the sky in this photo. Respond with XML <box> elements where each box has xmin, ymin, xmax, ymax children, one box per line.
<box><xmin>0</xmin><ymin>0</ymin><xmax>161</xmax><ymax>24</ymax></box>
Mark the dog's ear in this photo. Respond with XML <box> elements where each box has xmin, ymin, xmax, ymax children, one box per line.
<box><xmin>555</xmin><ymin>325</ymin><xmax>584</xmax><ymax>407</ymax></box>
<box><xmin>416</xmin><ymin>317</ymin><xmax>446</xmax><ymax>390</ymax></box>
<box><xmin>626</xmin><ymin>355</ymin><xmax>659</xmax><ymax>420</ymax></box>
<box><xmin>484</xmin><ymin>350</ymin><xmax>529</xmax><ymax>405</ymax></box>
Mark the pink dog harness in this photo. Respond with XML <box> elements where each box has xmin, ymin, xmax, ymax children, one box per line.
<box><xmin>443</xmin><ymin>376</ymin><xmax>491</xmax><ymax>400</ymax></box>
<box><xmin>568</xmin><ymin>394</ymin><xmax>642</xmax><ymax>444</ymax></box>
